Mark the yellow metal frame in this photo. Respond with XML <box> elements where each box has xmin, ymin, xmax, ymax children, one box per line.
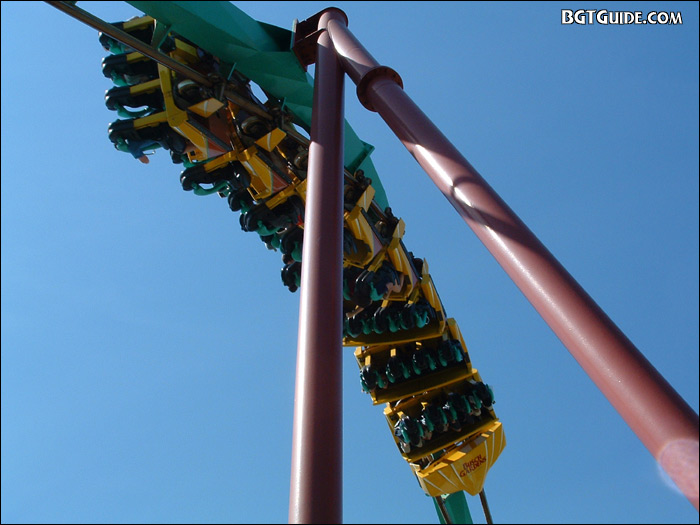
<box><xmin>410</xmin><ymin>420</ymin><xmax>505</xmax><ymax>497</ymax></box>
<box><xmin>99</xmin><ymin>15</ymin><xmax>506</xmax><ymax>501</ymax></box>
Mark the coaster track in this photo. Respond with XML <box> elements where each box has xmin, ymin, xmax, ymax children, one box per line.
<box><xmin>97</xmin><ymin>11</ymin><xmax>504</xmax><ymax>504</ymax></box>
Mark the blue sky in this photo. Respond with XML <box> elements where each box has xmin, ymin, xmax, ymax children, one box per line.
<box><xmin>1</xmin><ymin>1</ymin><xmax>698</xmax><ymax>524</ymax></box>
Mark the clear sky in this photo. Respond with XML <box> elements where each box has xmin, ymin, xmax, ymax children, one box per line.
<box><xmin>1</xmin><ymin>1</ymin><xmax>698</xmax><ymax>524</ymax></box>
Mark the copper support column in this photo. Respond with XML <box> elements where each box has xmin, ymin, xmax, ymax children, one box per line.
<box><xmin>288</xmin><ymin>9</ymin><xmax>347</xmax><ymax>524</ymax></box>
<box><xmin>326</xmin><ymin>20</ymin><xmax>699</xmax><ymax>510</ymax></box>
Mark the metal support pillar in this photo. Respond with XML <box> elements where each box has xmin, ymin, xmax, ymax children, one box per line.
<box><xmin>326</xmin><ymin>20</ymin><xmax>699</xmax><ymax>511</ymax></box>
<box><xmin>288</xmin><ymin>8</ymin><xmax>347</xmax><ymax>524</ymax></box>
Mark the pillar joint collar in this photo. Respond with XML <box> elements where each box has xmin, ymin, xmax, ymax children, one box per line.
<box><xmin>356</xmin><ymin>65</ymin><xmax>403</xmax><ymax>112</ymax></box>
<box><xmin>292</xmin><ymin>7</ymin><xmax>348</xmax><ymax>70</ymax></box>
